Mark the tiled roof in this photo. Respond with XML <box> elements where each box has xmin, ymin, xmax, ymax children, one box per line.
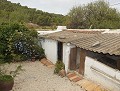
<box><xmin>71</xmin><ymin>34</ymin><xmax>120</xmax><ymax>55</ymax></box>
<box><xmin>70</xmin><ymin>30</ymin><xmax>102</xmax><ymax>34</ymax></box>
<box><xmin>40</xmin><ymin>30</ymin><xmax>120</xmax><ymax>55</ymax></box>
<box><xmin>40</xmin><ymin>30</ymin><xmax>96</xmax><ymax>43</ymax></box>
<box><xmin>67</xmin><ymin>29</ymin><xmax>104</xmax><ymax>34</ymax></box>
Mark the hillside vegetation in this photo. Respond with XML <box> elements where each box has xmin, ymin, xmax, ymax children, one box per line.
<box><xmin>0</xmin><ymin>0</ymin><xmax>65</xmax><ymax>27</ymax></box>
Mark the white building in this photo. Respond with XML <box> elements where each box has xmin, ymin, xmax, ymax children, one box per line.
<box><xmin>39</xmin><ymin>29</ymin><xmax>120</xmax><ymax>91</ymax></box>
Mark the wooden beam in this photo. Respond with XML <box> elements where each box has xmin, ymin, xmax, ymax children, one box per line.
<box><xmin>79</xmin><ymin>49</ymin><xmax>86</xmax><ymax>75</ymax></box>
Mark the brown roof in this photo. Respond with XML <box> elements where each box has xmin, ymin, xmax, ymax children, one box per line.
<box><xmin>71</xmin><ymin>34</ymin><xmax>120</xmax><ymax>55</ymax></box>
<box><xmin>67</xmin><ymin>30</ymin><xmax>104</xmax><ymax>34</ymax></box>
<box><xmin>40</xmin><ymin>30</ymin><xmax>120</xmax><ymax>55</ymax></box>
<box><xmin>40</xmin><ymin>30</ymin><xmax>96</xmax><ymax>43</ymax></box>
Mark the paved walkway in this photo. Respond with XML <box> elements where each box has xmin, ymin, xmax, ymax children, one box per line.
<box><xmin>41</xmin><ymin>58</ymin><xmax>109</xmax><ymax>91</ymax></box>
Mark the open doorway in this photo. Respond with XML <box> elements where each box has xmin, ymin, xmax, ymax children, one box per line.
<box><xmin>57</xmin><ymin>42</ymin><xmax>63</xmax><ymax>61</ymax></box>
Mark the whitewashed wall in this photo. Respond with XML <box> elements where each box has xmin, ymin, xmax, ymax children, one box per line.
<box><xmin>85</xmin><ymin>56</ymin><xmax>120</xmax><ymax>91</ymax></box>
<box><xmin>41</xmin><ymin>39</ymin><xmax>57</xmax><ymax>64</ymax></box>
<box><xmin>37</xmin><ymin>30</ymin><xmax>62</xmax><ymax>35</ymax></box>
<box><xmin>63</xmin><ymin>43</ymin><xmax>76</xmax><ymax>72</ymax></box>
<box><xmin>63</xmin><ymin>43</ymin><xmax>70</xmax><ymax>72</ymax></box>
<box><xmin>41</xmin><ymin>38</ymin><xmax>73</xmax><ymax>72</ymax></box>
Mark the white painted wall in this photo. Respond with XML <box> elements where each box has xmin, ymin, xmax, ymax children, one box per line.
<box><xmin>41</xmin><ymin>39</ymin><xmax>57</xmax><ymax>64</ymax></box>
<box><xmin>85</xmin><ymin>56</ymin><xmax>120</xmax><ymax>91</ymax></box>
<box><xmin>40</xmin><ymin>38</ymin><xmax>73</xmax><ymax>72</ymax></box>
<box><xmin>63</xmin><ymin>43</ymin><xmax>70</xmax><ymax>72</ymax></box>
<box><xmin>37</xmin><ymin>30</ymin><xmax>62</xmax><ymax>35</ymax></box>
<box><xmin>57</xmin><ymin>26</ymin><xmax>67</xmax><ymax>30</ymax></box>
<box><xmin>62</xmin><ymin>43</ymin><xmax>76</xmax><ymax>72</ymax></box>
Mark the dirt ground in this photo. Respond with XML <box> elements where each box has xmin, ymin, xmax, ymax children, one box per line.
<box><xmin>5</xmin><ymin>61</ymin><xmax>84</xmax><ymax>91</ymax></box>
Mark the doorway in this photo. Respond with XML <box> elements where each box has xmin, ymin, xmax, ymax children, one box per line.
<box><xmin>57</xmin><ymin>42</ymin><xmax>63</xmax><ymax>61</ymax></box>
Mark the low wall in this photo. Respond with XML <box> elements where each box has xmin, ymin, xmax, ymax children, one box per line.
<box><xmin>85</xmin><ymin>56</ymin><xmax>120</xmax><ymax>91</ymax></box>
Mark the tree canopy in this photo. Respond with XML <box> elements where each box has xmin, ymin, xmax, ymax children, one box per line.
<box><xmin>0</xmin><ymin>0</ymin><xmax>65</xmax><ymax>27</ymax></box>
<box><xmin>67</xmin><ymin>0</ymin><xmax>120</xmax><ymax>29</ymax></box>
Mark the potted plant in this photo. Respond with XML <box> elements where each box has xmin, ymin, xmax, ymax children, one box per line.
<box><xmin>0</xmin><ymin>75</ymin><xmax>14</xmax><ymax>91</ymax></box>
<box><xmin>54</xmin><ymin>61</ymin><xmax>66</xmax><ymax>77</ymax></box>
<box><xmin>0</xmin><ymin>65</ymin><xmax>22</xmax><ymax>91</ymax></box>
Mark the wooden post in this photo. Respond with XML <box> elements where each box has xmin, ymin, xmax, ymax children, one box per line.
<box><xmin>117</xmin><ymin>60</ymin><xmax>120</xmax><ymax>71</ymax></box>
<box><xmin>69</xmin><ymin>47</ymin><xmax>77</xmax><ymax>70</ymax></box>
<box><xmin>79</xmin><ymin>49</ymin><xmax>86</xmax><ymax>75</ymax></box>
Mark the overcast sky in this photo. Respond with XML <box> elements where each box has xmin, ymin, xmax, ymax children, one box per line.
<box><xmin>8</xmin><ymin>0</ymin><xmax>120</xmax><ymax>15</ymax></box>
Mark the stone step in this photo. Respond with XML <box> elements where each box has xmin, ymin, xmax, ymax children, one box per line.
<box><xmin>85</xmin><ymin>83</ymin><xmax>98</xmax><ymax>91</ymax></box>
<box><xmin>69</xmin><ymin>75</ymin><xmax>79</xmax><ymax>81</ymax></box>
<box><xmin>94</xmin><ymin>86</ymin><xmax>108</xmax><ymax>91</ymax></box>
<box><xmin>72</xmin><ymin>76</ymin><xmax>83</xmax><ymax>82</ymax></box>
<box><xmin>45</xmin><ymin>61</ymin><xmax>52</xmax><ymax>66</ymax></box>
<box><xmin>81</xmin><ymin>80</ymin><xmax>93</xmax><ymax>89</ymax></box>
<box><xmin>67</xmin><ymin>73</ymin><xmax>76</xmax><ymax>78</ymax></box>
<box><xmin>40</xmin><ymin>58</ymin><xmax>54</xmax><ymax>67</ymax></box>
<box><xmin>76</xmin><ymin>79</ymin><xmax>89</xmax><ymax>86</ymax></box>
<box><xmin>40</xmin><ymin>58</ymin><xmax>48</xmax><ymax>65</ymax></box>
<box><xmin>47</xmin><ymin>65</ymin><xmax>54</xmax><ymax>68</ymax></box>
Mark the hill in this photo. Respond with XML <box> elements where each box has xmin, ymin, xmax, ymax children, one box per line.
<box><xmin>0</xmin><ymin>0</ymin><xmax>65</xmax><ymax>27</ymax></box>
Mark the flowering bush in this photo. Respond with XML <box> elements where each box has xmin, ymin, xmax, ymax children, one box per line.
<box><xmin>0</xmin><ymin>23</ymin><xmax>44</xmax><ymax>62</ymax></box>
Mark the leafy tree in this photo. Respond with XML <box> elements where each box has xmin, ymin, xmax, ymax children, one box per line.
<box><xmin>0</xmin><ymin>23</ymin><xmax>44</xmax><ymax>62</ymax></box>
<box><xmin>67</xmin><ymin>0</ymin><xmax>120</xmax><ymax>29</ymax></box>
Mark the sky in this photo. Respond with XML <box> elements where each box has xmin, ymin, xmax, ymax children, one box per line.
<box><xmin>8</xmin><ymin>0</ymin><xmax>120</xmax><ymax>15</ymax></box>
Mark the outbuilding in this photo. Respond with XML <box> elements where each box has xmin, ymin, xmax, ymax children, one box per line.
<box><xmin>39</xmin><ymin>29</ymin><xmax>120</xmax><ymax>91</ymax></box>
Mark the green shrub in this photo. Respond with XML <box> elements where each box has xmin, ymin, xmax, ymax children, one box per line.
<box><xmin>0</xmin><ymin>75</ymin><xmax>13</xmax><ymax>82</ymax></box>
<box><xmin>12</xmin><ymin>54</ymin><xmax>27</xmax><ymax>62</ymax></box>
<box><xmin>54</xmin><ymin>61</ymin><xmax>65</xmax><ymax>74</ymax></box>
<box><xmin>0</xmin><ymin>23</ymin><xmax>45</xmax><ymax>62</ymax></box>
<box><xmin>0</xmin><ymin>54</ymin><xmax>5</xmax><ymax>62</ymax></box>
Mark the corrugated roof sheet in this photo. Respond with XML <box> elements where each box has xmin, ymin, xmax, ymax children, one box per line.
<box><xmin>40</xmin><ymin>30</ymin><xmax>96</xmax><ymax>43</ymax></box>
<box><xmin>71</xmin><ymin>34</ymin><xmax>120</xmax><ymax>55</ymax></box>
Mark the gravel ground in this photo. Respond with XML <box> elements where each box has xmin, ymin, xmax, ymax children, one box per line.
<box><xmin>5</xmin><ymin>61</ymin><xmax>84</xmax><ymax>91</ymax></box>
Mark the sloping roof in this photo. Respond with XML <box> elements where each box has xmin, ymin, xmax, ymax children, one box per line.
<box><xmin>65</xmin><ymin>29</ymin><xmax>105</xmax><ymax>34</ymax></box>
<box><xmin>40</xmin><ymin>30</ymin><xmax>120</xmax><ymax>55</ymax></box>
<box><xmin>69</xmin><ymin>30</ymin><xmax>103</xmax><ymax>34</ymax></box>
<box><xmin>40</xmin><ymin>30</ymin><xmax>96</xmax><ymax>43</ymax></box>
<box><xmin>71</xmin><ymin>34</ymin><xmax>120</xmax><ymax>55</ymax></box>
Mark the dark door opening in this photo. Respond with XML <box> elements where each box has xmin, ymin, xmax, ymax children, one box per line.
<box><xmin>57</xmin><ymin>42</ymin><xmax>63</xmax><ymax>61</ymax></box>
